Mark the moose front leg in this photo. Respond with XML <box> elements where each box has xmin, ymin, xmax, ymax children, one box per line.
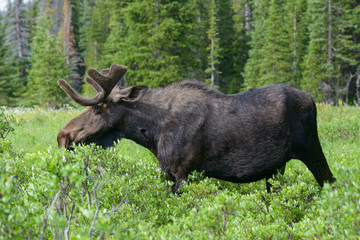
<box><xmin>157</xmin><ymin>134</ymin><xmax>198</xmax><ymax>193</ymax></box>
<box><xmin>161</xmin><ymin>165</ymin><xmax>188</xmax><ymax>193</ymax></box>
<box><xmin>172</xmin><ymin>174</ymin><xmax>188</xmax><ymax>193</ymax></box>
<box><xmin>164</xmin><ymin>163</ymin><xmax>190</xmax><ymax>193</ymax></box>
<box><xmin>170</xmin><ymin>155</ymin><xmax>198</xmax><ymax>193</ymax></box>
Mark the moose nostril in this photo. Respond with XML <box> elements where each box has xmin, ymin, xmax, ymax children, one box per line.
<box><xmin>57</xmin><ymin>136</ymin><xmax>66</xmax><ymax>148</ymax></box>
<box><xmin>65</xmin><ymin>138</ymin><xmax>73</xmax><ymax>150</ymax></box>
<box><xmin>57</xmin><ymin>130</ymin><xmax>73</xmax><ymax>149</ymax></box>
<box><xmin>68</xmin><ymin>144</ymin><xmax>75</xmax><ymax>151</ymax></box>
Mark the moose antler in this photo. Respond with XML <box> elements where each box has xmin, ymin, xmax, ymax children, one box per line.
<box><xmin>58</xmin><ymin>64</ymin><xmax>127</xmax><ymax>106</ymax></box>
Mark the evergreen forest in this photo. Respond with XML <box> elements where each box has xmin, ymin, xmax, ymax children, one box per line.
<box><xmin>1</xmin><ymin>0</ymin><xmax>360</xmax><ymax>107</ymax></box>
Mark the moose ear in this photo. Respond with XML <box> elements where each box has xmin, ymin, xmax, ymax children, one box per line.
<box><xmin>111</xmin><ymin>85</ymin><xmax>148</xmax><ymax>103</ymax></box>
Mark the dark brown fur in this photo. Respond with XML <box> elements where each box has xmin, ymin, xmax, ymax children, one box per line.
<box><xmin>58</xmin><ymin>79</ymin><xmax>336</xmax><ymax>192</ymax></box>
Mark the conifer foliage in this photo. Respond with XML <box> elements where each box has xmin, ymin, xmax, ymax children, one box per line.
<box><xmin>0</xmin><ymin>0</ymin><xmax>360</xmax><ymax>106</ymax></box>
<box><xmin>0</xmin><ymin>14</ymin><xmax>17</xmax><ymax>106</ymax></box>
<box><xmin>25</xmin><ymin>2</ymin><xmax>69</xmax><ymax>108</ymax></box>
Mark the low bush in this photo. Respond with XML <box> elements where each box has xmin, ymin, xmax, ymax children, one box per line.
<box><xmin>0</xmin><ymin>106</ymin><xmax>359</xmax><ymax>239</ymax></box>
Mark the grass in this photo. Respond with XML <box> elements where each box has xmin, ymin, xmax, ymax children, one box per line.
<box><xmin>6</xmin><ymin>106</ymin><xmax>83</xmax><ymax>153</ymax></box>
<box><xmin>1</xmin><ymin>105</ymin><xmax>359</xmax><ymax>239</ymax></box>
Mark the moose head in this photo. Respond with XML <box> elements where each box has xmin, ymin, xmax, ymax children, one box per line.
<box><xmin>57</xmin><ymin>64</ymin><xmax>148</xmax><ymax>150</ymax></box>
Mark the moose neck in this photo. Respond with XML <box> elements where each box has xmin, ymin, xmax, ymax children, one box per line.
<box><xmin>119</xmin><ymin>90</ymin><xmax>168</xmax><ymax>156</ymax></box>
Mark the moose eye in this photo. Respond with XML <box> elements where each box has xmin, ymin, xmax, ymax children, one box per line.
<box><xmin>93</xmin><ymin>105</ymin><xmax>102</xmax><ymax>113</ymax></box>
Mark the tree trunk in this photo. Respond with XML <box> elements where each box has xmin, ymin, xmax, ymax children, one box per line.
<box><xmin>244</xmin><ymin>1</ymin><xmax>252</xmax><ymax>32</ymax></box>
<box><xmin>51</xmin><ymin>0</ymin><xmax>64</xmax><ymax>35</ymax></box>
<box><xmin>94</xmin><ymin>40</ymin><xmax>97</xmax><ymax>65</ymax></box>
<box><xmin>327</xmin><ymin>0</ymin><xmax>335</xmax><ymax>103</ymax></box>
<box><xmin>327</xmin><ymin>0</ymin><xmax>332</xmax><ymax>67</ymax></box>
<box><xmin>62</xmin><ymin>0</ymin><xmax>72</xmax><ymax>65</ymax></box>
<box><xmin>356</xmin><ymin>72</ymin><xmax>360</xmax><ymax>105</ymax></box>
<box><xmin>211</xmin><ymin>32</ymin><xmax>215</xmax><ymax>86</ymax></box>
<box><xmin>15</xmin><ymin>0</ymin><xmax>23</xmax><ymax>59</ymax></box>
<box><xmin>293</xmin><ymin>4</ymin><xmax>297</xmax><ymax>85</ymax></box>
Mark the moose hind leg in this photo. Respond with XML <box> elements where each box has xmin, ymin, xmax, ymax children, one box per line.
<box><xmin>292</xmin><ymin>104</ymin><xmax>336</xmax><ymax>187</ymax></box>
<box><xmin>296</xmin><ymin>138</ymin><xmax>336</xmax><ymax>187</ymax></box>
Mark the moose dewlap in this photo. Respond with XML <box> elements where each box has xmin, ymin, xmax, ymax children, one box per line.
<box><xmin>57</xmin><ymin>64</ymin><xmax>336</xmax><ymax>192</ymax></box>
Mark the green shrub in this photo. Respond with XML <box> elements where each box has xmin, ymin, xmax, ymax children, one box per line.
<box><xmin>0</xmin><ymin>106</ymin><xmax>359</xmax><ymax>239</ymax></box>
<box><xmin>0</xmin><ymin>107</ymin><xmax>22</xmax><ymax>156</ymax></box>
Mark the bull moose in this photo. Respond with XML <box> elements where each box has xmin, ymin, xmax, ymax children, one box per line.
<box><xmin>57</xmin><ymin>64</ymin><xmax>336</xmax><ymax>193</ymax></box>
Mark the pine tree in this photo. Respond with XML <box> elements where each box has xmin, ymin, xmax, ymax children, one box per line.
<box><xmin>78</xmin><ymin>0</ymin><xmax>95</xmax><ymax>58</ymax></box>
<box><xmin>84</xmin><ymin>0</ymin><xmax>109</xmax><ymax>69</ymax></box>
<box><xmin>193</xmin><ymin>0</ymin><xmax>215</xmax><ymax>83</ymax></box>
<box><xmin>2</xmin><ymin>0</ymin><xmax>31</xmax><ymax>97</ymax></box>
<box><xmin>78</xmin><ymin>0</ymin><xmax>96</xmax><ymax>97</ymax></box>
<box><xmin>204</xmin><ymin>0</ymin><xmax>250</xmax><ymax>92</ymax></box>
<box><xmin>47</xmin><ymin>0</ymin><xmax>64</xmax><ymax>35</ymax></box>
<box><xmin>99</xmin><ymin>0</ymin><xmax>127</xmax><ymax>69</ymax></box>
<box><xmin>83</xmin><ymin>0</ymin><xmax>120</xmax><ymax>96</ymax></box>
<box><xmin>243</xmin><ymin>0</ymin><xmax>269</xmax><ymax>89</ymax></box>
<box><xmin>0</xmin><ymin>13</ymin><xmax>17</xmax><ymax>106</ymax></box>
<box><xmin>205</xmin><ymin>0</ymin><xmax>221</xmax><ymax>87</ymax></box>
<box><xmin>302</xmin><ymin>0</ymin><xmax>334</xmax><ymax>101</ymax></box>
<box><xmin>116</xmin><ymin>0</ymin><xmax>181</xmax><ymax>87</ymax></box>
<box><xmin>330</xmin><ymin>0</ymin><xmax>360</xmax><ymax>104</ymax></box>
<box><xmin>346</xmin><ymin>2</ymin><xmax>360</xmax><ymax>104</ymax></box>
<box><xmin>244</xmin><ymin>0</ymin><xmax>305</xmax><ymax>90</ymax></box>
<box><xmin>260</xmin><ymin>0</ymin><xmax>293</xmax><ymax>85</ymax></box>
<box><xmin>61</xmin><ymin>0</ymin><xmax>84</xmax><ymax>92</ymax></box>
<box><xmin>284</xmin><ymin>0</ymin><xmax>308</xmax><ymax>88</ymax></box>
<box><xmin>217</xmin><ymin>0</ymin><xmax>248</xmax><ymax>93</ymax></box>
<box><xmin>25</xmin><ymin>3</ymin><xmax>70</xmax><ymax>108</ymax></box>
<box><xmin>228</xmin><ymin>0</ymin><xmax>251</xmax><ymax>93</ymax></box>
<box><xmin>104</xmin><ymin>0</ymin><xmax>201</xmax><ymax>87</ymax></box>
<box><xmin>3</xmin><ymin>0</ymin><xmax>30</xmax><ymax>62</ymax></box>
<box><xmin>26</xmin><ymin>0</ymin><xmax>41</xmax><ymax>46</ymax></box>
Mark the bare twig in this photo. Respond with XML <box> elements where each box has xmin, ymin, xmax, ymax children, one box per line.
<box><xmin>103</xmin><ymin>190</ymin><xmax>128</xmax><ymax>215</ymax></box>
<box><xmin>83</xmin><ymin>157</ymin><xmax>92</xmax><ymax>209</ymax></box>
<box><xmin>88</xmin><ymin>168</ymin><xmax>106</xmax><ymax>237</ymax></box>
<box><xmin>63</xmin><ymin>198</ymin><xmax>76</xmax><ymax>240</ymax></box>
<box><xmin>42</xmin><ymin>188</ymin><xmax>62</xmax><ymax>240</ymax></box>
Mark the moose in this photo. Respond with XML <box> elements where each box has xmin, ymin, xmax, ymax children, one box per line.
<box><xmin>57</xmin><ymin>64</ymin><xmax>336</xmax><ymax>193</ymax></box>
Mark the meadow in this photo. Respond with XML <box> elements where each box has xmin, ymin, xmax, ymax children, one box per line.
<box><xmin>0</xmin><ymin>105</ymin><xmax>359</xmax><ymax>239</ymax></box>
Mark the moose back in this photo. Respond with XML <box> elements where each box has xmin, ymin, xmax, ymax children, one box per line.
<box><xmin>57</xmin><ymin>64</ymin><xmax>336</xmax><ymax>192</ymax></box>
